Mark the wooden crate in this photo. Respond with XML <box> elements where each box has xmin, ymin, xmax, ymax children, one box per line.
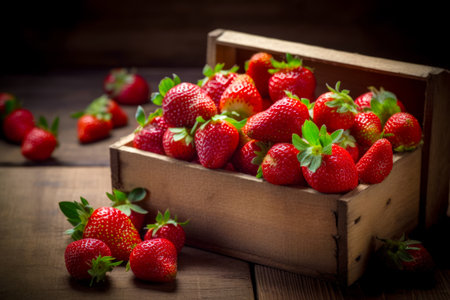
<box><xmin>109</xmin><ymin>29</ymin><xmax>449</xmax><ymax>285</ymax></box>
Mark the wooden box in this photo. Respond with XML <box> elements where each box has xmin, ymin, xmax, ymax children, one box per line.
<box><xmin>110</xmin><ymin>29</ymin><xmax>449</xmax><ymax>285</ymax></box>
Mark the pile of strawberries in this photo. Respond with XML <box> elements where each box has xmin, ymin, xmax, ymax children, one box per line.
<box><xmin>59</xmin><ymin>188</ymin><xmax>188</xmax><ymax>285</ymax></box>
<box><xmin>132</xmin><ymin>52</ymin><xmax>423</xmax><ymax>194</ymax></box>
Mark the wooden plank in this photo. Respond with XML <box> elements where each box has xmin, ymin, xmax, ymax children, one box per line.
<box><xmin>0</xmin><ymin>167</ymin><xmax>254</xmax><ymax>299</ymax></box>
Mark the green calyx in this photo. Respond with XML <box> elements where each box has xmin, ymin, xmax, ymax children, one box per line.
<box><xmin>269</xmin><ymin>53</ymin><xmax>304</xmax><ymax>74</ymax></box>
<box><xmin>151</xmin><ymin>74</ymin><xmax>181</xmax><ymax>106</ymax></box>
<box><xmin>336</xmin><ymin>129</ymin><xmax>356</xmax><ymax>149</ymax></box>
<box><xmin>3</xmin><ymin>97</ymin><xmax>20</xmax><ymax>116</ymax></box>
<box><xmin>169</xmin><ymin>127</ymin><xmax>194</xmax><ymax>146</ymax></box>
<box><xmin>197</xmin><ymin>63</ymin><xmax>239</xmax><ymax>87</ymax></box>
<box><xmin>192</xmin><ymin>113</ymin><xmax>247</xmax><ymax>135</ymax></box>
<box><xmin>88</xmin><ymin>255</ymin><xmax>122</xmax><ymax>287</ymax></box>
<box><xmin>106</xmin><ymin>187</ymin><xmax>148</xmax><ymax>217</ymax></box>
<box><xmin>292</xmin><ymin>120</ymin><xmax>343</xmax><ymax>173</ymax></box>
<box><xmin>377</xmin><ymin>234</ymin><xmax>422</xmax><ymax>270</ymax></box>
<box><xmin>254</xmin><ymin>141</ymin><xmax>273</xmax><ymax>179</ymax></box>
<box><xmin>37</xmin><ymin>115</ymin><xmax>59</xmax><ymax>138</ymax></box>
<box><xmin>284</xmin><ymin>90</ymin><xmax>314</xmax><ymax>119</ymax></box>
<box><xmin>59</xmin><ymin>197</ymin><xmax>94</xmax><ymax>241</ymax></box>
<box><xmin>71</xmin><ymin>95</ymin><xmax>112</xmax><ymax>121</ymax></box>
<box><xmin>146</xmin><ymin>209</ymin><xmax>188</xmax><ymax>237</ymax></box>
<box><xmin>325</xmin><ymin>81</ymin><xmax>358</xmax><ymax>114</ymax></box>
<box><xmin>368</xmin><ymin>86</ymin><xmax>401</xmax><ymax>125</ymax></box>
<box><xmin>134</xmin><ymin>106</ymin><xmax>163</xmax><ymax>132</ymax></box>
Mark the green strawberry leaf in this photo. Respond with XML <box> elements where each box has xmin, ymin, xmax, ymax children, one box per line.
<box><xmin>128</xmin><ymin>187</ymin><xmax>147</xmax><ymax>202</ymax></box>
<box><xmin>256</xmin><ymin>164</ymin><xmax>263</xmax><ymax>179</ymax></box>
<box><xmin>292</xmin><ymin>133</ymin><xmax>309</xmax><ymax>151</ymax></box>
<box><xmin>129</xmin><ymin>204</ymin><xmax>148</xmax><ymax>214</ymax></box>
<box><xmin>59</xmin><ymin>197</ymin><xmax>93</xmax><ymax>240</ymax></box>
<box><xmin>88</xmin><ymin>255</ymin><xmax>123</xmax><ymax>287</ymax></box>
<box><xmin>301</xmin><ymin>120</ymin><xmax>320</xmax><ymax>146</ymax></box>
<box><xmin>135</xmin><ymin>106</ymin><xmax>146</xmax><ymax>127</ymax></box>
<box><xmin>113</xmin><ymin>189</ymin><xmax>127</xmax><ymax>202</ymax></box>
<box><xmin>4</xmin><ymin>98</ymin><xmax>21</xmax><ymax>115</ymax></box>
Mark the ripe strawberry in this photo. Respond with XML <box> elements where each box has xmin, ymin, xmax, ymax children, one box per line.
<box><xmin>59</xmin><ymin>197</ymin><xmax>142</xmax><ymax>261</ymax></box>
<box><xmin>219</xmin><ymin>74</ymin><xmax>263</xmax><ymax>120</ymax></box>
<box><xmin>245</xmin><ymin>52</ymin><xmax>273</xmax><ymax>98</ymax></box>
<box><xmin>162</xmin><ymin>127</ymin><xmax>196</xmax><ymax>161</ymax></box>
<box><xmin>356</xmin><ymin>138</ymin><xmax>393</xmax><ymax>184</ymax></box>
<box><xmin>64</xmin><ymin>238</ymin><xmax>121</xmax><ymax>286</ymax></box>
<box><xmin>128</xmin><ymin>238</ymin><xmax>178</xmax><ymax>282</ymax></box>
<box><xmin>232</xmin><ymin>140</ymin><xmax>271</xmax><ymax>176</ymax></box>
<box><xmin>313</xmin><ymin>81</ymin><xmax>358</xmax><ymax>132</ymax></box>
<box><xmin>0</xmin><ymin>92</ymin><xmax>16</xmax><ymax>117</ymax></box>
<box><xmin>107</xmin><ymin>99</ymin><xmax>128</xmax><ymax>128</ymax></box>
<box><xmin>293</xmin><ymin>120</ymin><xmax>358</xmax><ymax>193</ymax></box>
<box><xmin>268</xmin><ymin>53</ymin><xmax>316</xmax><ymax>102</ymax></box>
<box><xmin>133</xmin><ymin>106</ymin><xmax>168</xmax><ymax>154</ymax></box>
<box><xmin>242</xmin><ymin>91</ymin><xmax>309</xmax><ymax>143</ymax></box>
<box><xmin>106</xmin><ymin>188</ymin><xmax>148</xmax><ymax>231</ymax></box>
<box><xmin>258</xmin><ymin>143</ymin><xmax>305</xmax><ymax>186</ymax></box>
<box><xmin>104</xmin><ymin>68</ymin><xmax>150</xmax><ymax>105</ymax></box>
<box><xmin>355</xmin><ymin>87</ymin><xmax>405</xmax><ymax>124</ymax></box>
<box><xmin>198</xmin><ymin>63</ymin><xmax>239</xmax><ymax>107</ymax></box>
<box><xmin>21</xmin><ymin>116</ymin><xmax>59</xmax><ymax>161</ymax></box>
<box><xmin>194</xmin><ymin>115</ymin><xmax>240</xmax><ymax>169</ymax></box>
<box><xmin>144</xmin><ymin>209</ymin><xmax>188</xmax><ymax>254</ymax></box>
<box><xmin>383</xmin><ymin>112</ymin><xmax>422</xmax><ymax>152</ymax></box>
<box><xmin>77</xmin><ymin>115</ymin><xmax>112</xmax><ymax>144</ymax></box>
<box><xmin>74</xmin><ymin>95</ymin><xmax>128</xmax><ymax>129</ymax></box>
<box><xmin>350</xmin><ymin>112</ymin><xmax>383</xmax><ymax>153</ymax></box>
<box><xmin>3</xmin><ymin>107</ymin><xmax>35</xmax><ymax>143</ymax></box>
<box><xmin>336</xmin><ymin>129</ymin><xmax>359</xmax><ymax>163</ymax></box>
<box><xmin>152</xmin><ymin>74</ymin><xmax>217</xmax><ymax>127</ymax></box>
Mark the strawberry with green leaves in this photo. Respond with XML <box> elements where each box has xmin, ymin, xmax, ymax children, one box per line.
<box><xmin>356</xmin><ymin>138</ymin><xmax>393</xmax><ymax>184</ymax></box>
<box><xmin>162</xmin><ymin>127</ymin><xmax>196</xmax><ymax>161</ymax></box>
<box><xmin>293</xmin><ymin>120</ymin><xmax>358</xmax><ymax>193</ymax></box>
<box><xmin>355</xmin><ymin>87</ymin><xmax>405</xmax><ymax>124</ymax></box>
<box><xmin>0</xmin><ymin>92</ymin><xmax>16</xmax><ymax>120</ymax></box>
<box><xmin>336</xmin><ymin>129</ymin><xmax>359</xmax><ymax>163</ymax></box>
<box><xmin>133</xmin><ymin>106</ymin><xmax>168</xmax><ymax>154</ymax></box>
<box><xmin>2</xmin><ymin>99</ymin><xmax>35</xmax><ymax>143</ymax></box>
<box><xmin>313</xmin><ymin>81</ymin><xmax>358</xmax><ymax>132</ymax></box>
<box><xmin>106</xmin><ymin>188</ymin><xmax>148</xmax><ymax>231</ymax></box>
<box><xmin>198</xmin><ymin>63</ymin><xmax>239</xmax><ymax>107</ymax></box>
<box><xmin>64</xmin><ymin>238</ymin><xmax>121</xmax><ymax>286</ymax></box>
<box><xmin>383</xmin><ymin>112</ymin><xmax>422</xmax><ymax>152</ymax></box>
<box><xmin>350</xmin><ymin>111</ymin><xmax>383</xmax><ymax>155</ymax></box>
<box><xmin>245</xmin><ymin>52</ymin><xmax>273</xmax><ymax>98</ymax></box>
<box><xmin>103</xmin><ymin>68</ymin><xmax>150</xmax><ymax>105</ymax></box>
<box><xmin>268</xmin><ymin>53</ymin><xmax>316</xmax><ymax>102</ymax></box>
<box><xmin>21</xmin><ymin>116</ymin><xmax>59</xmax><ymax>161</ymax></box>
<box><xmin>144</xmin><ymin>209</ymin><xmax>188</xmax><ymax>254</ymax></box>
<box><xmin>232</xmin><ymin>140</ymin><xmax>271</xmax><ymax>176</ymax></box>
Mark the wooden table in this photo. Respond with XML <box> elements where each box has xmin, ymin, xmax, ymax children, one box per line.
<box><xmin>0</xmin><ymin>69</ymin><xmax>448</xmax><ymax>299</ymax></box>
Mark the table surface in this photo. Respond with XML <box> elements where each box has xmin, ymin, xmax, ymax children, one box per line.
<box><xmin>0</xmin><ymin>69</ymin><xmax>448</xmax><ymax>300</ymax></box>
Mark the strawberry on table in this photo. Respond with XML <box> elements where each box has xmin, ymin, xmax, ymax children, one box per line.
<box><xmin>103</xmin><ymin>68</ymin><xmax>150</xmax><ymax>105</ymax></box>
<box><xmin>232</xmin><ymin>140</ymin><xmax>271</xmax><ymax>176</ymax></box>
<box><xmin>21</xmin><ymin>116</ymin><xmax>59</xmax><ymax>161</ymax></box>
<box><xmin>64</xmin><ymin>238</ymin><xmax>121</xmax><ymax>286</ymax></box>
<box><xmin>2</xmin><ymin>104</ymin><xmax>35</xmax><ymax>143</ymax></box>
<box><xmin>74</xmin><ymin>95</ymin><xmax>128</xmax><ymax>129</ymax></box>
<box><xmin>0</xmin><ymin>92</ymin><xmax>16</xmax><ymax>118</ymax></box>
<box><xmin>356</xmin><ymin>138</ymin><xmax>393</xmax><ymax>184</ymax></box>
<box><xmin>106</xmin><ymin>187</ymin><xmax>148</xmax><ymax>231</ymax></box>
<box><xmin>383</xmin><ymin>112</ymin><xmax>422</xmax><ymax>152</ymax></box>
<box><xmin>133</xmin><ymin>106</ymin><xmax>168</xmax><ymax>154</ymax></box>
<box><xmin>162</xmin><ymin>127</ymin><xmax>196</xmax><ymax>161</ymax></box>
<box><xmin>245</xmin><ymin>52</ymin><xmax>273</xmax><ymax>98</ymax></box>
<box><xmin>198</xmin><ymin>63</ymin><xmax>239</xmax><ymax>107</ymax></box>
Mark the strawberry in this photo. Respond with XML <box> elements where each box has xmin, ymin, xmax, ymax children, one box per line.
<box><xmin>106</xmin><ymin>188</ymin><xmax>148</xmax><ymax>231</ymax></box>
<box><xmin>162</xmin><ymin>127</ymin><xmax>196</xmax><ymax>161</ymax></box>
<box><xmin>313</xmin><ymin>81</ymin><xmax>358</xmax><ymax>132</ymax></box>
<box><xmin>268</xmin><ymin>53</ymin><xmax>316</xmax><ymax>102</ymax></box>
<box><xmin>198</xmin><ymin>63</ymin><xmax>239</xmax><ymax>107</ymax></box>
<box><xmin>64</xmin><ymin>238</ymin><xmax>121</xmax><ymax>286</ymax></box>
<box><xmin>107</xmin><ymin>99</ymin><xmax>128</xmax><ymax>128</ymax></box>
<box><xmin>258</xmin><ymin>143</ymin><xmax>305</xmax><ymax>186</ymax></box>
<box><xmin>133</xmin><ymin>106</ymin><xmax>168</xmax><ymax>154</ymax></box>
<box><xmin>144</xmin><ymin>209</ymin><xmax>188</xmax><ymax>254</ymax></box>
<box><xmin>356</xmin><ymin>138</ymin><xmax>393</xmax><ymax>184</ymax></box>
<box><xmin>59</xmin><ymin>197</ymin><xmax>142</xmax><ymax>261</ymax></box>
<box><xmin>336</xmin><ymin>129</ymin><xmax>359</xmax><ymax>163</ymax></box>
<box><xmin>76</xmin><ymin>115</ymin><xmax>112</xmax><ymax>144</ymax></box>
<box><xmin>350</xmin><ymin>112</ymin><xmax>383</xmax><ymax>153</ymax></box>
<box><xmin>383</xmin><ymin>112</ymin><xmax>422</xmax><ymax>152</ymax></box>
<box><xmin>0</xmin><ymin>92</ymin><xmax>16</xmax><ymax>118</ymax></box>
<box><xmin>219</xmin><ymin>74</ymin><xmax>263</xmax><ymax>120</ymax></box>
<box><xmin>193</xmin><ymin>115</ymin><xmax>241</xmax><ymax>169</ymax></box>
<box><xmin>293</xmin><ymin>120</ymin><xmax>358</xmax><ymax>193</ymax></box>
<box><xmin>245</xmin><ymin>52</ymin><xmax>273</xmax><ymax>98</ymax></box>
<box><xmin>21</xmin><ymin>116</ymin><xmax>59</xmax><ymax>161</ymax></box>
<box><xmin>128</xmin><ymin>238</ymin><xmax>178</xmax><ymax>282</ymax></box>
<box><xmin>103</xmin><ymin>68</ymin><xmax>150</xmax><ymax>105</ymax></box>
<box><xmin>242</xmin><ymin>91</ymin><xmax>309</xmax><ymax>143</ymax></box>
<box><xmin>3</xmin><ymin>107</ymin><xmax>35</xmax><ymax>143</ymax></box>
<box><xmin>232</xmin><ymin>140</ymin><xmax>271</xmax><ymax>176</ymax></box>
<box><xmin>74</xmin><ymin>95</ymin><xmax>128</xmax><ymax>129</ymax></box>
<box><xmin>152</xmin><ymin>74</ymin><xmax>217</xmax><ymax>127</ymax></box>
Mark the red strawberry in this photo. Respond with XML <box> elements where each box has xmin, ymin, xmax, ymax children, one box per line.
<box><xmin>74</xmin><ymin>95</ymin><xmax>128</xmax><ymax>129</ymax></box>
<box><xmin>133</xmin><ymin>106</ymin><xmax>168</xmax><ymax>154</ymax></box>
<box><xmin>0</xmin><ymin>92</ymin><xmax>16</xmax><ymax>117</ymax></box>
<box><xmin>59</xmin><ymin>197</ymin><xmax>142</xmax><ymax>261</ymax></box>
<box><xmin>232</xmin><ymin>140</ymin><xmax>271</xmax><ymax>176</ymax></box>
<box><xmin>336</xmin><ymin>129</ymin><xmax>359</xmax><ymax>163</ymax></box>
<box><xmin>313</xmin><ymin>81</ymin><xmax>358</xmax><ymax>132</ymax></box>
<box><xmin>293</xmin><ymin>120</ymin><xmax>358</xmax><ymax>193</ymax></box>
<box><xmin>144</xmin><ymin>209</ymin><xmax>188</xmax><ymax>254</ymax></box>
<box><xmin>258</xmin><ymin>143</ymin><xmax>305</xmax><ymax>186</ymax></box>
<box><xmin>128</xmin><ymin>238</ymin><xmax>178</xmax><ymax>282</ymax></box>
<box><xmin>219</xmin><ymin>74</ymin><xmax>263</xmax><ymax>120</ymax></box>
<box><xmin>356</xmin><ymin>138</ymin><xmax>393</xmax><ymax>184</ymax></box>
<box><xmin>162</xmin><ymin>127</ymin><xmax>196</xmax><ymax>161</ymax></box>
<box><xmin>242</xmin><ymin>91</ymin><xmax>309</xmax><ymax>143</ymax></box>
<box><xmin>106</xmin><ymin>188</ymin><xmax>148</xmax><ymax>231</ymax></box>
<box><xmin>77</xmin><ymin>115</ymin><xmax>112</xmax><ymax>144</ymax></box>
<box><xmin>268</xmin><ymin>53</ymin><xmax>316</xmax><ymax>102</ymax></box>
<box><xmin>3</xmin><ymin>107</ymin><xmax>35</xmax><ymax>143</ymax></box>
<box><xmin>107</xmin><ymin>99</ymin><xmax>128</xmax><ymax>128</ymax></box>
<box><xmin>64</xmin><ymin>238</ymin><xmax>121</xmax><ymax>286</ymax></box>
<box><xmin>350</xmin><ymin>112</ymin><xmax>383</xmax><ymax>153</ymax></box>
<box><xmin>103</xmin><ymin>68</ymin><xmax>150</xmax><ymax>105</ymax></box>
<box><xmin>245</xmin><ymin>52</ymin><xmax>273</xmax><ymax>98</ymax></box>
<box><xmin>198</xmin><ymin>63</ymin><xmax>239</xmax><ymax>107</ymax></box>
<box><xmin>21</xmin><ymin>116</ymin><xmax>59</xmax><ymax>161</ymax></box>
<box><xmin>194</xmin><ymin>115</ymin><xmax>240</xmax><ymax>169</ymax></box>
<box><xmin>152</xmin><ymin>74</ymin><xmax>217</xmax><ymax>127</ymax></box>
<box><xmin>383</xmin><ymin>112</ymin><xmax>422</xmax><ymax>152</ymax></box>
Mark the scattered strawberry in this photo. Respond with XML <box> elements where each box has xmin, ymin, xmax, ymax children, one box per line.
<box><xmin>313</xmin><ymin>81</ymin><xmax>358</xmax><ymax>132</ymax></box>
<box><xmin>64</xmin><ymin>238</ymin><xmax>121</xmax><ymax>286</ymax></box>
<box><xmin>152</xmin><ymin>74</ymin><xmax>217</xmax><ymax>127</ymax></box>
<box><xmin>0</xmin><ymin>92</ymin><xmax>16</xmax><ymax>117</ymax></box>
<box><xmin>232</xmin><ymin>140</ymin><xmax>271</xmax><ymax>176</ymax></box>
<box><xmin>144</xmin><ymin>209</ymin><xmax>188</xmax><ymax>254</ymax></box>
<box><xmin>103</xmin><ymin>68</ymin><xmax>150</xmax><ymax>105</ymax></box>
<box><xmin>268</xmin><ymin>53</ymin><xmax>316</xmax><ymax>102</ymax></box>
<box><xmin>133</xmin><ymin>106</ymin><xmax>168</xmax><ymax>154</ymax></box>
<box><xmin>383</xmin><ymin>112</ymin><xmax>422</xmax><ymax>152</ymax></box>
<box><xmin>76</xmin><ymin>114</ymin><xmax>112</xmax><ymax>144</ymax></box>
<box><xmin>198</xmin><ymin>63</ymin><xmax>239</xmax><ymax>107</ymax></box>
<box><xmin>356</xmin><ymin>138</ymin><xmax>393</xmax><ymax>184</ymax></box>
<box><xmin>107</xmin><ymin>98</ymin><xmax>128</xmax><ymax>128</ymax></box>
<box><xmin>3</xmin><ymin>107</ymin><xmax>35</xmax><ymax>143</ymax></box>
<box><xmin>162</xmin><ymin>127</ymin><xmax>196</xmax><ymax>161</ymax></box>
<box><xmin>350</xmin><ymin>111</ymin><xmax>383</xmax><ymax>154</ymax></box>
<box><xmin>106</xmin><ymin>188</ymin><xmax>148</xmax><ymax>231</ymax></box>
<box><xmin>128</xmin><ymin>238</ymin><xmax>178</xmax><ymax>282</ymax></box>
<box><xmin>245</xmin><ymin>52</ymin><xmax>273</xmax><ymax>98</ymax></box>
<box><xmin>21</xmin><ymin>116</ymin><xmax>59</xmax><ymax>161</ymax></box>
<box><xmin>336</xmin><ymin>129</ymin><xmax>359</xmax><ymax>163</ymax></box>
<box><xmin>219</xmin><ymin>74</ymin><xmax>263</xmax><ymax>120</ymax></box>
<box><xmin>355</xmin><ymin>87</ymin><xmax>405</xmax><ymax>124</ymax></box>
<box><xmin>59</xmin><ymin>197</ymin><xmax>142</xmax><ymax>261</ymax></box>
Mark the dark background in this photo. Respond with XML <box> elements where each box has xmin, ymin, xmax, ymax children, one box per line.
<box><xmin>1</xmin><ymin>0</ymin><xmax>448</xmax><ymax>73</ymax></box>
